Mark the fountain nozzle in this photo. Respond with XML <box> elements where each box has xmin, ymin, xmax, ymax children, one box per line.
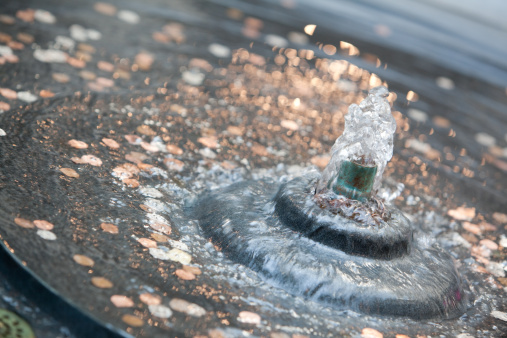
<box><xmin>331</xmin><ymin>160</ymin><xmax>377</xmax><ymax>201</ymax></box>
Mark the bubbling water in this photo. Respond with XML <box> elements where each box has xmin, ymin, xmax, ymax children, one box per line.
<box><xmin>319</xmin><ymin>86</ymin><xmax>396</xmax><ymax>193</ymax></box>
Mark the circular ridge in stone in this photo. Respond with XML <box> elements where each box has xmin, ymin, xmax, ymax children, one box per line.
<box><xmin>274</xmin><ymin>176</ymin><xmax>413</xmax><ymax>260</ymax></box>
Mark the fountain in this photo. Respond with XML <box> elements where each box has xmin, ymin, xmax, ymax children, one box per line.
<box><xmin>194</xmin><ymin>86</ymin><xmax>471</xmax><ymax>319</ymax></box>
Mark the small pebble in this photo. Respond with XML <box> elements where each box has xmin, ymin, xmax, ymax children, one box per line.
<box><xmin>280</xmin><ymin>119</ymin><xmax>299</xmax><ymax>131</ymax></box>
<box><xmin>310</xmin><ymin>155</ymin><xmax>330</xmax><ymax>169</ymax></box>
<box><xmin>110</xmin><ymin>295</ymin><xmax>134</xmax><ymax>308</ymax></box>
<box><xmin>37</xmin><ymin>229</ymin><xmax>57</xmax><ymax>240</ymax></box>
<box><xmin>436</xmin><ymin>76</ymin><xmax>455</xmax><ymax>90</ymax></box>
<box><xmin>67</xmin><ymin>57</ymin><xmax>86</xmax><ymax>68</ymax></box>
<box><xmin>0</xmin><ymin>102</ymin><xmax>9</xmax><ymax>112</ymax></box>
<box><xmin>101</xmin><ymin>222</ymin><xmax>119</xmax><ymax>234</ymax></box>
<box><xmin>134</xmin><ymin>52</ymin><xmax>154</xmax><ymax>71</ymax></box>
<box><xmin>16</xmin><ymin>9</ymin><xmax>35</xmax><ymax>22</ymax></box>
<box><xmin>138</xmin><ymin>238</ymin><xmax>157</xmax><ymax>248</ymax></box>
<box><xmin>182</xmin><ymin>70</ymin><xmax>205</xmax><ymax>86</ymax></box>
<box><xmin>139</xmin><ymin>293</ymin><xmax>161</xmax><ymax>305</ymax></box>
<box><xmin>91</xmin><ymin>276</ymin><xmax>113</xmax><ymax>288</ymax></box>
<box><xmin>122</xmin><ymin>178</ymin><xmax>140</xmax><ymax>188</ymax></box>
<box><xmin>361</xmin><ymin>328</ymin><xmax>383</xmax><ymax>338</ymax></box>
<box><xmin>8</xmin><ymin>41</ymin><xmax>24</xmax><ymax>50</ymax></box>
<box><xmin>164</xmin><ymin>158</ymin><xmax>184</xmax><ymax>172</ymax></box>
<box><xmin>86</xmin><ymin>29</ymin><xmax>102</xmax><ymax>40</ymax></box>
<box><xmin>237</xmin><ymin>311</ymin><xmax>261</xmax><ymax>325</ymax></box>
<box><xmin>287</xmin><ymin>31</ymin><xmax>308</xmax><ymax>44</ymax></box>
<box><xmin>69</xmin><ymin>24</ymin><xmax>88</xmax><ymax>41</ymax></box>
<box><xmin>94</xmin><ymin>2</ymin><xmax>117</xmax><ymax>16</ymax></box>
<box><xmin>102</xmin><ymin>137</ymin><xmax>120</xmax><ymax>149</ymax></box>
<box><xmin>182</xmin><ymin>265</ymin><xmax>201</xmax><ymax>275</ymax></box>
<box><xmin>480</xmin><ymin>239</ymin><xmax>498</xmax><ymax>251</ymax></box>
<box><xmin>166</xmin><ymin>144</ymin><xmax>183</xmax><ymax>155</ymax></box>
<box><xmin>14</xmin><ymin>217</ymin><xmax>34</xmax><ymax>229</ymax></box>
<box><xmin>0</xmin><ymin>15</ymin><xmax>15</xmax><ymax>25</ymax></box>
<box><xmin>72</xmin><ymin>155</ymin><xmax>103</xmax><ymax>166</ymax></box>
<box><xmin>17</xmin><ymin>33</ymin><xmax>34</xmax><ymax>44</ymax></box>
<box><xmin>491</xmin><ymin>310</ymin><xmax>507</xmax><ymax>322</ymax></box>
<box><xmin>199</xmin><ymin>148</ymin><xmax>216</xmax><ymax>159</ymax></box>
<box><xmin>148</xmin><ymin>304</ymin><xmax>173</xmax><ymax>318</ymax></box>
<box><xmin>175</xmin><ymin>269</ymin><xmax>195</xmax><ymax>280</ymax></box>
<box><xmin>34</xmin><ymin>9</ymin><xmax>56</xmax><ymax>24</ymax></box>
<box><xmin>117</xmin><ymin>10</ymin><xmax>140</xmax><ymax>24</ymax></box>
<box><xmin>33</xmin><ymin>220</ymin><xmax>54</xmax><ymax>230</ymax></box>
<box><xmin>17</xmin><ymin>91</ymin><xmax>38</xmax><ymax>103</ymax></box>
<box><xmin>39</xmin><ymin>90</ymin><xmax>55</xmax><ymax>98</ymax></box>
<box><xmin>73</xmin><ymin>254</ymin><xmax>94</xmax><ymax>267</ymax></box>
<box><xmin>96</xmin><ymin>77</ymin><xmax>114</xmax><ymax>87</ymax></box>
<box><xmin>208</xmin><ymin>43</ymin><xmax>231</xmax><ymax>58</ymax></box>
<box><xmin>0</xmin><ymin>128</ymin><xmax>6</xmax><ymax>136</ymax></box>
<box><xmin>54</xmin><ymin>35</ymin><xmax>75</xmax><ymax>50</ymax></box>
<box><xmin>151</xmin><ymin>233</ymin><xmax>169</xmax><ymax>242</ymax></box>
<box><xmin>407</xmin><ymin>108</ymin><xmax>428</xmax><ymax>123</ymax></box>
<box><xmin>0</xmin><ymin>88</ymin><xmax>17</xmax><ymax>100</ymax></box>
<box><xmin>493</xmin><ymin>212</ymin><xmax>507</xmax><ymax>224</ymax></box>
<box><xmin>136</xmin><ymin>125</ymin><xmax>156</xmax><ymax>136</ymax></box>
<box><xmin>448</xmin><ymin>207</ymin><xmax>476</xmax><ymax>221</ymax></box>
<box><xmin>265</xmin><ymin>34</ymin><xmax>289</xmax><ymax>48</ymax></box>
<box><xmin>149</xmin><ymin>247</ymin><xmax>172</xmax><ymax>260</ymax></box>
<box><xmin>169</xmin><ymin>298</ymin><xmax>206</xmax><ymax>317</ymax></box>
<box><xmin>60</xmin><ymin>167</ymin><xmax>79</xmax><ymax>178</ymax></box>
<box><xmin>34</xmin><ymin>49</ymin><xmax>68</xmax><ymax>63</ymax></box>
<box><xmin>79</xmin><ymin>70</ymin><xmax>96</xmax><ymax>80</ymax></box>
<box><xmin>121</xmin><ymin>314</ymin><xmax>144</xmax><ymax>327</ymax></box>
<box><xmin>463</xmin><ymin>221</ymin><xmax>481</xmax><ymax>235</ymax></box>
<box><xmin>475</xmin><ymin>132</ymin><xmax>496</xmax><ymax>147</ymax></box>
<box><xmin>68</xmin><ymin>139</ymin><xmax>88</xmax><ymax>149</ymax></box>
<box><xmin>97</xmin><ymin>61</ymin><xmax>115</xmax><ymax>72</ymax></box>
<box><xmin>52</xmin><ymin>73</ymin><xmax>70</xmax><ymax>83</ymax></box>
<box><xmin>198</xmin><ymin>136</ymin><xmax>218</xmax><ymax>149</ymax></box>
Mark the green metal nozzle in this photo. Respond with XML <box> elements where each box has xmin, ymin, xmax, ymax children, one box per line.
<box><xmin>331</xmin><ymin>160</ymin><xmax>377</xmax><ymax>201</ymax></box>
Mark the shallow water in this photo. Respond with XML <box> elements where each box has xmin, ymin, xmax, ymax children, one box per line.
<box><xmin>0</xmin><ymin>0</ymin><xmax>506</xmax><ymax>337</ymax></box>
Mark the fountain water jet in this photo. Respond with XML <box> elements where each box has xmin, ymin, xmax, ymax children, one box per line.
<box><xmin>193</xmin><ymin>86</ymin><xmax>472</xmax><ymax>319</ymax></box>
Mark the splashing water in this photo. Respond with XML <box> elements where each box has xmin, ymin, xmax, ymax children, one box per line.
<box><xmin>319</xmin><ymin>86</ymin><xmax>396</xmax><ymax>193</ymax></box>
